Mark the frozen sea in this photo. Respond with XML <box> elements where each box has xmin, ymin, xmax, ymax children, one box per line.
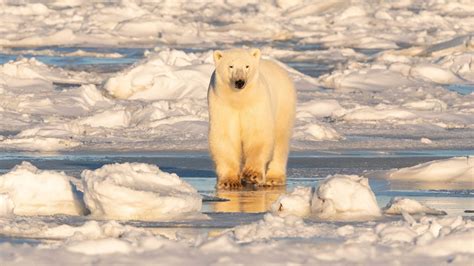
<box><xmin>0</xmin><ymin>150</ymin><xmax>473</xmax><ymax>219</ymax></box>
<box><xmin>0</xmin><ymin>42</ymin><xmax>471</xmax><ymax>220</ymax></box>
<box><xmin>0</xmin><ymin>1</ymin><xmax>473</xmax><ymax>264</ymax></box>
<box><xmin>0</xmin><ymin>150</ymin><xmax>473</xmax><ymax>264</ymax></box>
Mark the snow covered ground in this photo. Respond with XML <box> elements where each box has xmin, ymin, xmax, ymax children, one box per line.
<box><xmin>0</xmin><ymin>0</ymin><xmax>473</xmax><ymax>151</ymax></box>
<box><xmin>0</xmin><ymin>0</ymin><xmax>473</xmax><ymax>265</ymax></box>
<box><xmin>1</xmin><ymin>211</ymin><xmax>473</xmax><ymax>265</ymax></box>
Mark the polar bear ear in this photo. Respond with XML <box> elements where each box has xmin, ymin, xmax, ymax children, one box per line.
<box><xmin>213</xmin><ymin>50</ymin><xmax>224</xmax><ymax>64</ymax></box>
<box><xmin>250</xmin><ymin>48</ymin><xmax>261</xmax><ymax>60</ymax></box>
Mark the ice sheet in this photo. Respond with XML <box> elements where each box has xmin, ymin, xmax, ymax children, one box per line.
<box><xmin>0</xmin><ymin>0</ymin><xmax>474</xmax><ymax>264</ymax></box>
<box><xmin>0</xmin><ymin>0</ymin><xmax>473</xmax><ymax>152</ymax></box>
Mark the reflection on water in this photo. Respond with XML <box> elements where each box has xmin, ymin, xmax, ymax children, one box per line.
<box><xmin>1</xmin><ymin>152</ymin><xmax>472</xmax><ymax>216</ymax></box>
<box><xmin>419</xmin><ymin>197</ymin><xmax>474</xmax><ymax>217</ymax></box>
<box><xmin>214</xmin><ymin>186</ymin><xmax>286</xmax><ymax>213</ymax></box>
<box><xmin>389</xmin><ymin>181</ymin><xmax>474</xmax><ymax>191</ymax></box>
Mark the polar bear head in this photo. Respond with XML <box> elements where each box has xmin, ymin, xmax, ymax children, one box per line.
<box><xmin>213</xmin><ymin>48</ymin><xmax>261</xmax><ymax>90</ymax></box>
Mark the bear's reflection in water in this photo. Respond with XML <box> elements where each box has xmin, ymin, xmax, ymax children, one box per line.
<box><xmin>214</xmin><ymin>186</ymin><xmax>286</xmax><ymax>213</ymax></box>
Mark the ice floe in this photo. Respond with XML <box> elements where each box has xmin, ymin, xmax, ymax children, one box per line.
<box><xmin>82</xmin><ymin>162</ymin><xmax>202</xmax><ymax>220</ymax></box>
<box><xmin>389</xmin><ymin>156</ymin><xmax>473</xmax><ymax>183</ymax></box>
<box><xmin>0</xmin><ymin>44</ymin><xmax>473</xmax><ymax>151</ymax></box>
<box><xmin>105</xmin><ymin>50</ymin><xmax>213</xmax><ymax>100</ymax></box>
<box><xmin>294</xmin><ymin>123</ymin><xmax>344</xmax><ymax>141</ymax></box>
<box><xmin>311</xmin><ymin>174</ymin><xmax>381</xmax><ymax>219</ymax></box>
<box><xmin>0</xmin><ymin>162</ymin><xmax>85</xmax><ymax>216</ymax></box>
<box><xmin>0</xmin><ymin>212</ymin><xmax>471</xmax><ymax>264</ymax></box>
<box><xmin>232</xmin><ymin>213</ymin><xmax>323</xmax><ymax>243</ymax></box>
<box><xmin>0</xmin><ymin>57</ymin><xmax>100</xmax><ymax>85</ymax></box>
<box><xmin>383</xmin><ymin>197</ymin><xmax>447</xmax><ymax>216</ymax></box>
<box><xmin>270</xmin><ymin>186</ymin><xmax>312</xmax><ymax>217</ymax></box>
<box><xmin>272</xmin><ymin>175</ymin><xmax>381</xmax><ymax>220</ymax></box>
<box><xmin>0</xmin><ymin>0</ymin><xmax>473</xmax><ymax>264</ymax></box>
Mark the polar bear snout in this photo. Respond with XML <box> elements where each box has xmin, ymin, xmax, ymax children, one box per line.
<box><xmin>234</xmin><ymin>79</ymin><xmax>246</xmax><ymax>89</ymax></box>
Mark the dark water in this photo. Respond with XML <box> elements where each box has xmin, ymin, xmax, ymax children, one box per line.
<box><xmin>445</xmin><ymin>84</ymin><xmax>474</xmax><ymax>95</ymax></box>
<box><xmin>2</xmin><ymin>45</ymin><xmax>473</xmax><ymax>93</ymax></box>
<box><xmin>0</xmin><ymin>44</ymin><xmax>337</xmax><ymax>78</ymax></box>
<box><xmin>0</xmin><ymin>150</ymin><xmax>472</xmax><ymax>247</ymax></box>
<box><xmin>0</xmin><ymin>46</ymin><xmax>145</xmax><ymax>73</ymax></box>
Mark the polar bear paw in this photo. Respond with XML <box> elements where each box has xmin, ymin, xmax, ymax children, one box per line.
<box><xmin>263</xmin><ymin>176</ymin><xmax>286</xmax><ymax>187</ymax></box>
<box><xmin>241</xmin><ymin>168</ymin><xmax>264</xmax><ymax>185</ymax></box>
<box><xmin>217</xmin><ymin>178</ymin><xmax>243</xmax><ymax>190</ymax></box>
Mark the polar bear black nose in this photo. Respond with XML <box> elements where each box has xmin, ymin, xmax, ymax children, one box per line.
<box><xmin>235</xmin><ymin>79</ymin><xmax>245</xmax><ymax>89</ymax></box>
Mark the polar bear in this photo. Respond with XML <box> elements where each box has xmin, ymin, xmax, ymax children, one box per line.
<box><xmin>208</xmin><ymin>48</ymin><xmax>296</xmax><ymax>189</ymax></box>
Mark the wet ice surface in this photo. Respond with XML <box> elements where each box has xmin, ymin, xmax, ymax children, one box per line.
<box><xmin>1</xmin><ymin>152</ymin><xmax>473</xmax><ymax>265</ymax></box>
<box><xmin>0</xmin><ymin>151</ymin><xmax>472</xmax><ymax>226</ymax></box>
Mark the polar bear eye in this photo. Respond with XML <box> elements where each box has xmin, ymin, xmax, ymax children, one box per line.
<box><xmin>246</xmin><ymin>65</ymin><xmax>249</xmax><ymax>69</ymax></box>
<box><xmin>229</xmin><ymin>65</ymin><xmax>233</xmax><ymax>69</ymax></box>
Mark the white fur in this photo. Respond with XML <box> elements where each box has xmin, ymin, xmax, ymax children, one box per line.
<box><xmin>208</xmin><ymin>48</ymin><xmax>296</xmax><ymax>189</ymax></box>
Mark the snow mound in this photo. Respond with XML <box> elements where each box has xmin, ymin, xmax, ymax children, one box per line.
<box><xmin>67</xmin><ymin>238</ymin><xmax>133</xmax><ymax>255</ymax></box>
<box><xmin>270</xmin><ymin>187</ymin><xmax>312</xmax><ymax>217</ymax></box>
<box><xmin>0</xmin><ymin>57</ymin><xmax>99</xmax><ymax>84</ymax></box>
<box><xmin>1</xmin><ymin>3</ymin><xmax>51</xmax><ymax>16</ymax></box>
<box><xmin>199</xmin><ymin>234</ymin><xmax>239</xmax><ymax>253</ymax></box>
<box><xmin>343</xmin><ymin>106</ymin><xmax>416</xmax><ymax>121</ymax></box>
<box><xmin>78</xmin><ymin>108</ymin><xmax>131</xmax><ymax>128</ymax></box>
<box><xmin>376</xmin><ymin>215</ymin><xmax>472</xmax><ymax>249</ymax></box>
<box><xmin>403</xmin><ymin>99</ymin><xmax>447</xmax><ymax>111</ymax></box>
<box><xmin>420</xmin><ymin>138</ymin><xmax>433</xmax><ymax>144</ymax></box>
<box><xmin>1</xmin><ymin>57</ymin><xmax>52</xmax><ymax>81</ymax></box>
<box><xmin>321</xmin><ymin>70</ymin><xmax>414</xmax><ymax>92</ymax></box>
<box><xmin>0</xmin><ymin>162</ymin><xmax>85</xmax><ymax>216</ymax></box>
<box><xmin>1</xmin><ymin>136</ymin><xmax>81</xmax><ymax>152</ymax></box>
<box><xmin>338</xmin><ymin>6</ymin><xmax>367</xmax><ymax>20</ymax></box>
<box><xmin>410</xmin><ymin>64</ymin><xmax>461</xmax><ymax>84</ymax></box>
<box><xmin>0</xmin><ymin>218</ymin><xmax>142</xmax><ymax>241</ymax></box>
<box><xmin>311</xmin><ymin>175</ymin><xmax>381</xmax><ymax>220</ymax></box>
<box><xmin>272</xmin><ymin>175</ymin><xmax>381</xmax><ymax>220</ymax></box>
<box><xmin>232</xmin><ymin>213</ymin><xmax>323</xmax><ymax>243</ymax></box>
<box><xmin>0</xmin><ymin>194</ymin><xmax>14</xmax><ymax>216</ymax></box>
<box><xmin>297</xmin><ymin>99</ymin><xmax>346</xmax><ymax>118</ymax></box>
<box><xmin>81</xmin><ymin>163</ymin><xmax>202</xmax><ymax>220</ymax></box>
<box><xmin>383</xmin><ymin>197</ymin><xmax>447</xmax><ymax>215</ymax></box>
<box><xmin>422</xmin><ymin>230</ymin><xmax>474</xmax><ymax>256</ymax></box>
<box><xmin>389</xmin><ymin>157</ymin><xmax>473</xmax><ymax>182</ymax></box>
<box><xmin>66</xmin><ymin>233</ymin><xmax>175</xmax><ymax>255</ymax></box>
<box><xmin>105</xmin><ymin>50</ymin><xmax>213</xmax><ymax>100</ymax></box>
<box><xmin>297</xmin><ymin>124</ymin><xmax>344</xmax><ymax>141</ymax></box>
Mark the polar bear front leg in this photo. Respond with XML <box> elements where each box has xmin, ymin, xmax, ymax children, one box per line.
<box><xmin>241</xmin><ymin>118</ymin><xmax>274</xmax><ymax>186</ymax></box>
<box><xmin>210</xmin><ymin>136</ymin><xmax>242</xmax><ymax>189</ymax></box>
<box><xmin>209</xmin><ymin>108</ymin><xmax>242</xmax><ymax>190</ymax></box>
<box><xmin>265</xmin><ymin>139</ymin><xmax>289</xmax><ymax>186</ymax></box>
<box><xmin>265</xmin><ymin>122</ymin><xmax>292</xmax><ymax>186</ymax></box>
